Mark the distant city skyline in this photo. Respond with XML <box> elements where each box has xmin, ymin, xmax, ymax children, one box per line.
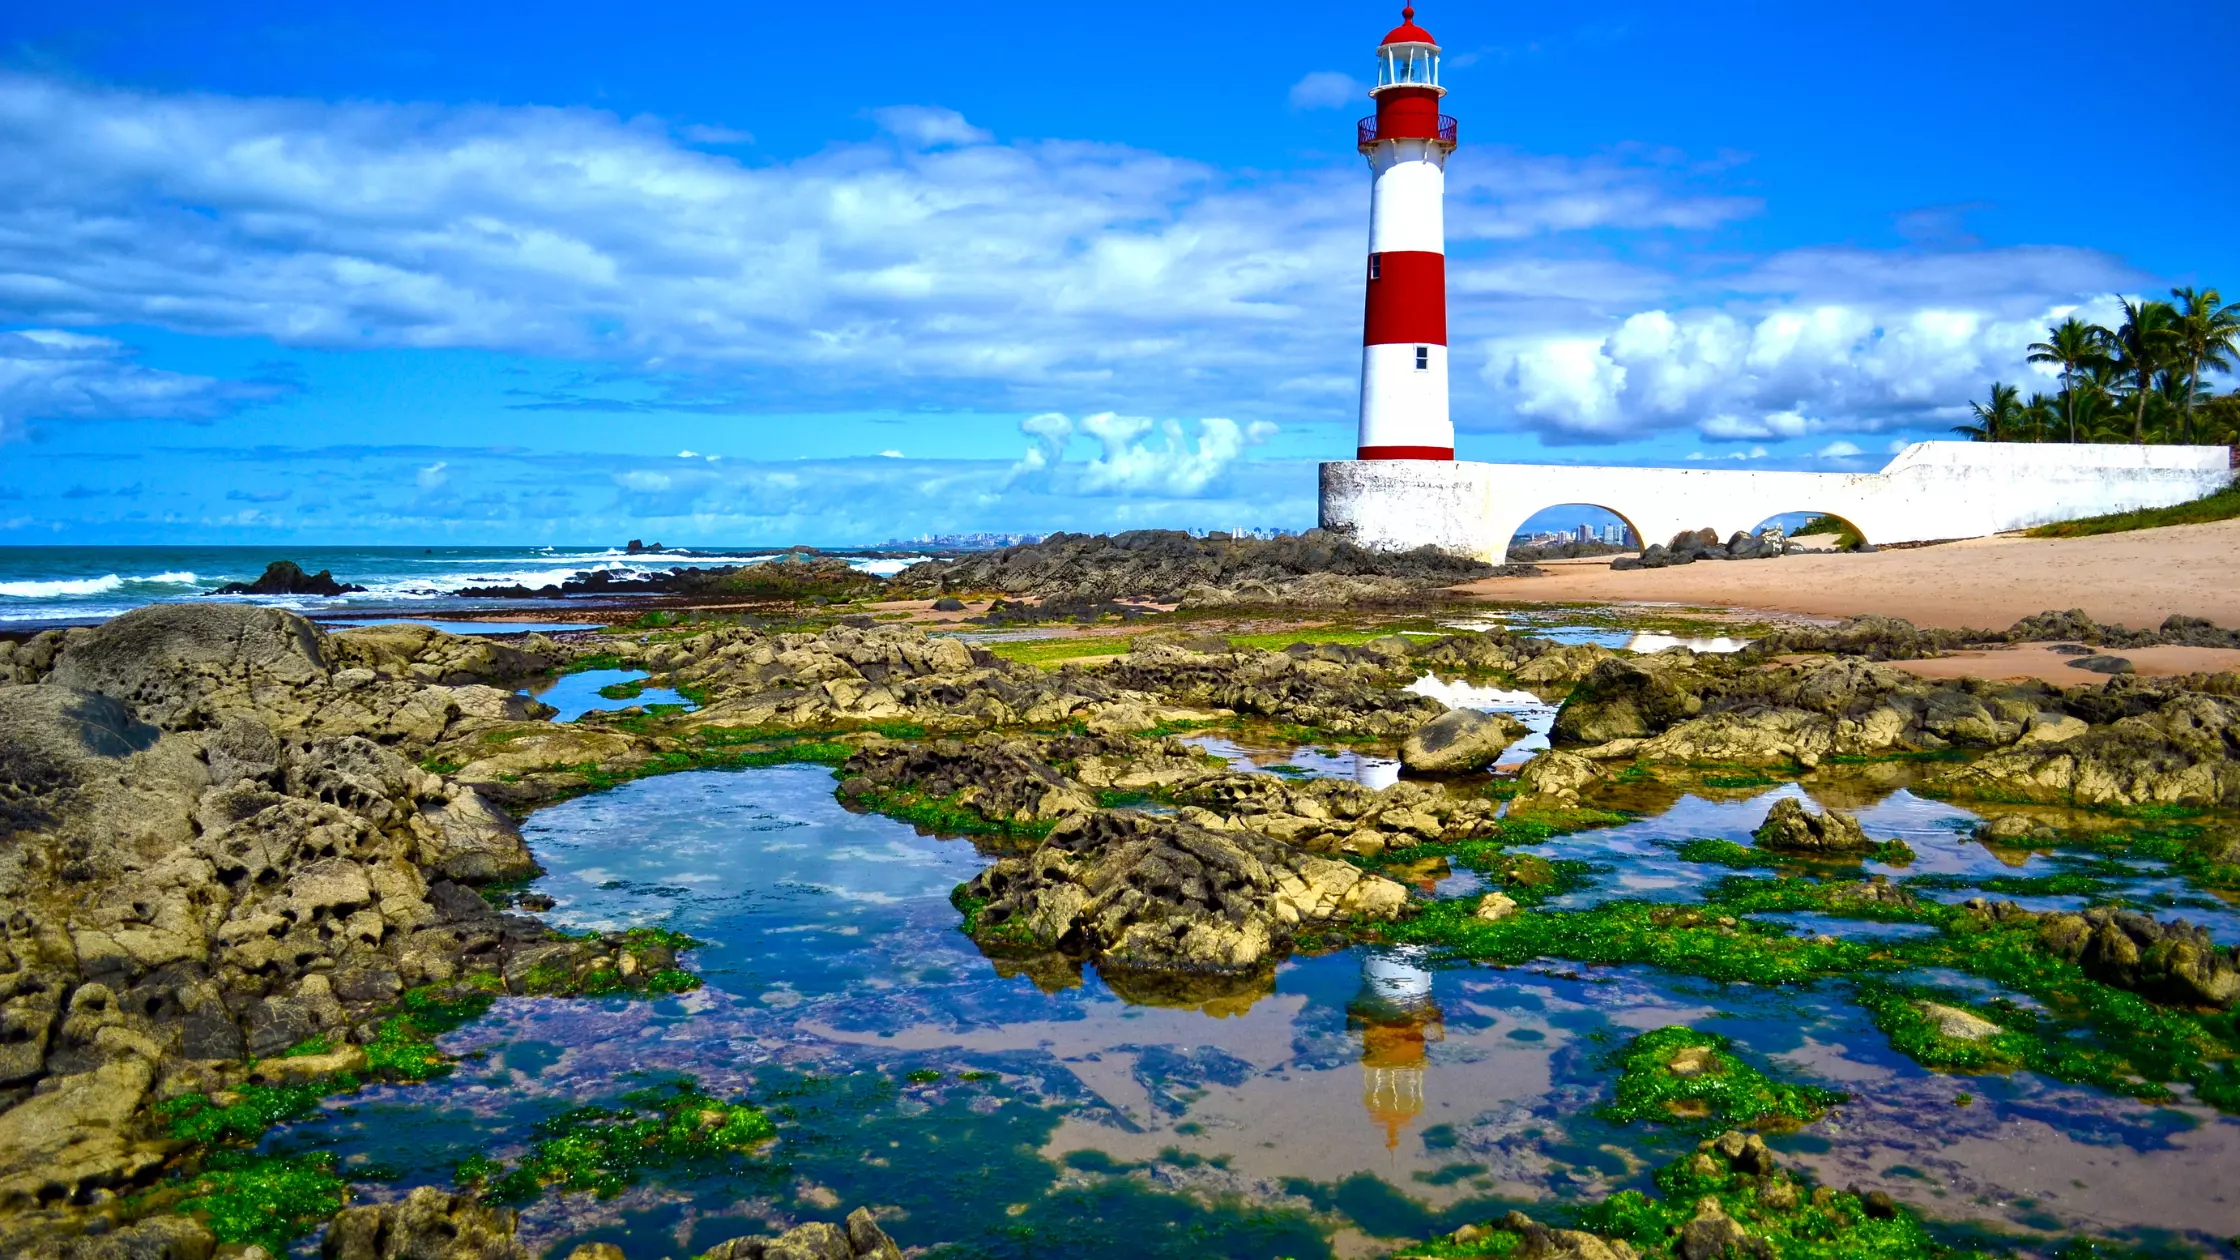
<box><xmin>1</xmin><ymin>0</ymin><xmax>2233</xmax><ymax>544</ymax></box>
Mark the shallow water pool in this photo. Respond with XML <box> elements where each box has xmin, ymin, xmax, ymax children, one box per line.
<box><xmin>262</xmin><ymin>766</ymin><xmax>2240</xmax><ymax>1256</ymax></box>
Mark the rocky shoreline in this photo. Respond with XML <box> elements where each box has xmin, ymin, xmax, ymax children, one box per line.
<box><xmin>3</xmin><ymin>592</ymin><xmax>2238</xmax><ymax>1257</ymax></box>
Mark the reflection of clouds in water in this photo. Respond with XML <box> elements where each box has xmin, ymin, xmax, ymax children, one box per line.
<box><xmin>1439</xmin><ymin>617</ymin><xmax>1750</xmax><ymax>654</ymax></box>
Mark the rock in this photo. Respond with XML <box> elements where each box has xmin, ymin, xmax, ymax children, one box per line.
<box><xmin>48</xmin><ymin>604</ymin><xmax>329</xmax><ymax>731</ymax></box>
<box><xmin>1400</xmin><ymin>707</ymin><xmax>1527</xmax><ymax>774</ymax></box>
<box><xmin>1512</xmin><ymin>749</ymin><xmax>1603</xmax><ymax>804</ymax></box>
<box><xmin>954</xmin><ymin>810</ymin><xmax>1407</xmax><ymax>979</ymax></box>
<box><xmin>699</xmin><ymin>1208</ymin><xmax>902</xmax><ymax>1260</ymax></box>
<box><xmin>888</xmin><ymin>529</ymin><xmax>1495</xmax><ymax>603</ymax></box>
<box><xmin>9</xmin><ymin>1215</ymin><xmax>216</xmax><ymax>1260</ymax></box>
<box><xmin>2069</xmin><ymin>654</ymin><xmax>2135</xmax><ymax>675</ymax></box>
<box><xmin>930</xmin><ymin>597</ymin><xmax>966</xmax><ymax>612</ymax></box>
<box><xmin>1677</xmin><ymin>1196</ymin><xmax>1754</xmax><ymax>1260</ymax></box>
<box><xmin>1917</xmin><ymin>1001</ymin><xmax>2002</xmax><ymax>1041</ymax></box>
<box><xmin>1497</xmin><ymin>1211</ymin><xmax>1641</xmax><ymax>1260</ymax></box>
<box><xmin>2014</xmin><ymin>712</ymin><xmax>2089</xmax><ymax>745</ymax></box>
<box><xmin>1513</xmin><ymin>643</ymin><xmax>1616</xmax><ymax>684</ymax></box>
<box><xmin>321</xmin><ymin>1186</ymin><xmax>528</xmax><ymax>1260</ymax></box>
<box><xmin>1937</xmin><ymin>689</ymin><xmax>2240</xmax><ymax>808</ymax></box>
<box><xmin>1475</xmin><ymin>892</ymin><xmax>1519</xmax><ymax>922</ymax></box>
<box><xmin>563</xmin><ymin>1247</ymin><xmax>625</xmax><ymax>1260</ymax></box>
<box><xmin>1751</xmin><ymin>797</ymin><xmax>1873</xmax><ymax>852</ymax></box>
<box><xmin>211</xmin><ymin>560</ymin><xmax>366</xmax><ymax>597</ymax></box>
<box><xmin>2034</xmin><ymin>906</ymin><xmax>2240</xmax><ymax>1007</ymax></box>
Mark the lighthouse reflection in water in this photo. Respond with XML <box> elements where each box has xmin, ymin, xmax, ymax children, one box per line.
<box><xmin>1349</xmin><ymin>946</ymin><xmax>1446</xmax><ymax>1151</ymax></box>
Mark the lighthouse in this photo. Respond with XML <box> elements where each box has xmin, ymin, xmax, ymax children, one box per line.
<box><xmin>1356</xmin><ymin>6</ymin><xmax>1456</xmax><ymax>460</ymax></box>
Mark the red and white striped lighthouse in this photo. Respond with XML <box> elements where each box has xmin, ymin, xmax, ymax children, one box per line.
<box><xmin>1355</xmin><ymin>5</ymin><xmax>1457</xmax><ymax>461</ymax></box>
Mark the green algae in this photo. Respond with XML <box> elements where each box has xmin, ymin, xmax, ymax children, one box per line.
<box><xmin>464</xmin><ymin>1078</ymin><xmax>776</xmax><ymax>1203</ymax></box>
<box><xmin>848</xmin><ymin>785</ymin><xmax>1057</xmax><ymax>839</ymax></box>
<box><xmin>365</xmin><ymin>985</ymin><xmax>499</xmax><ymax>1081</ymax></box>
<box><xmin>1379</xmin><ymin>898</ymin><xmax>1894</xmax><ymax>987</ymax></box>
<box><xmin>1678</xmin><ymin>838</ymin><xmax>1916</xmax><ymax>871</ymax></box>
<box><xmin>1600</xmin><ymin>1026</ymin><xmax>1844</xmax><ymax>1131</ymax></box>
<box><xmin>1394</xmin><ymin>1136</ymin><xmax>1979</xmax><ymax>1259</ymax></box>
<box><xmin>159</xmin><ymin>1081</ymin><xmax>339</xmax><ymax>1146</ymax></box>
<box><xmin>173</xmin><ymin>1151</ymin><xmax>347</xmax><ymax>1255</ymax></box>
<box><xmin>1375</xmin><ymin>841</ymin><xmax>1600</xmax><ymax>907</ymax></box>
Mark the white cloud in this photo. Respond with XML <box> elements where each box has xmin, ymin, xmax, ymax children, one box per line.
<box><xmin>1814</xmin><ymin>440</ymin><xmax>1862</xmax><ymax>458</ymax></box>
<box><xmin>676</xmin><ymin>449</ymin><xmax>699</xmax><ymax>458</ymax></box>
<box><xmin>868</xmin><ymin>105</ymin><xmax>993</xmax><ymax>149</ymax></box>
<box><xmin>0</xmin><ymin>72</ymin><xmax>1773</xmax><ymax>424</ymax></box>
<box><xmin>1490</xmin><ymin>294</ymin><xmax>2111</xmax><ymax>441</ymax></box>
<box><xmin>0</xmin><ymin>71</ymin><xmax>2167</xmax><ymax>449</ymax></box>
<box><xmin>1288</xmin><ymin>72</ymin><xmax>1365</xmax><ymax>110</ymax></box>
<box><xmin>1005</xmin><ymin>410</ymin><xmax>1274</xmax><ymax>497</ymax></box>
<box><xmin>416</xmin><ymin>461</ymin><xmax>449</xmax><ymax>488</ymax></box>
<box><xmin>0</xmin><ymin>328</ymin><xmax>279</xmax><ymax>442</ymax></box>
<box><xmin>878</xmin><ymin>449</ymin><xmax>903</xmax><ymax>458</ymax></box>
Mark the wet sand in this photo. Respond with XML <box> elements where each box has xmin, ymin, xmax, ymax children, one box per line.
<box><xmin>1457</xmin><ymin>519</ymin><xmax>2240</xmax><ymax>632</ymax></box>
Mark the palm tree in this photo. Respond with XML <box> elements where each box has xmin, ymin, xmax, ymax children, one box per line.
<box><xmin>2022</xmin><ymin>392</ymin><xmax>2060</xmax><ymax>443</ymax></box>
<box><xmin>2027</xmin><ymin>316</ymin><xmax>2107</xmax><ymax>443</ymax></box>
<box><xmin>2109</xmin><ymin>297</ymin><xmax>2180</xmax><ymax>443</ymax></box>
<box><xmin>1957</xmin><ymin>381</ymin><xmax>2022</xmax><ymax>441</ymax></box>
<box><xmin>2170</xmin><ymin>286</ymin><xmax>2240</xmax><ymax>444</ymax></box>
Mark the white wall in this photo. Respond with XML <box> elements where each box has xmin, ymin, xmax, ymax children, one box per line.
<box><xmin>1320</xmin><ymin>442</ymin><xmax>2235</xmax><ymax>561</ymax></box>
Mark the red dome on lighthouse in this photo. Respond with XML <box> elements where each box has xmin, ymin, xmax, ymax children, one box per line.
<box><xmin>1381</xmin><ymin>6</ymin><xmax>1437</xmax><ymax>46</ymax></box>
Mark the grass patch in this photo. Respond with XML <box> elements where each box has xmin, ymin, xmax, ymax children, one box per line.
<box><xmin>596</xmin><ymin>678</ymin><xmax>647</xmax><ymax>700</ymax></box>
<box><xmin>563</xmin><ymin>652</ymin><xmax>627</xmax><ymax>673</ymax></box>
<box><xmin>2025</xmin><ymin>479</ymin><xmax>2240</xmax><ymax>538</ymax></box>
<box><xmin>1600</xmin><ymin>1025</ymin><xmax>1844</xmax><ymax>1131</ymax></box>
<box><xmin>465</xmin><ymin>1077</ymin><xmax>775</xmax><ymax>1203</ymax></box>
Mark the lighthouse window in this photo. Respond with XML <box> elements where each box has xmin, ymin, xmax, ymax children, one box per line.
<box><xmin>1414</xmin><ymin>345</ymin><xmax>1430</xmax><ymax>370</ymax></box>
<box><xmin>1368</xmin><ymin>254</ymin><xmax>1381</xmax><ymax>280</ymax></box>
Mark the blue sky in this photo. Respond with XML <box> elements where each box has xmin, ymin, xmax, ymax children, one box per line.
<box><xmin>2</xmin><ymin>0</ymin><xmax>2234</xmax><ymax>545</ymax></box>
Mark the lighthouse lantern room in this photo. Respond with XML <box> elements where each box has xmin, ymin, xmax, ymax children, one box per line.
<box><xmin>1355</xmin><ymin>6</ymin><xmax>1457</xmax><ymax>461</ymax></box>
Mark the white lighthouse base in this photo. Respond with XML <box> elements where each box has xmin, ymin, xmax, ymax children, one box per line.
<box><xmin>1320</xmin><ymin>444</ymin><xmax>2236</xmax><ymax>562</ymax></box>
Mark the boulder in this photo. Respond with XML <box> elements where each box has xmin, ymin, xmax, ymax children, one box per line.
<box><xmin>322</xmin><ymin>1186</ymin><xmax>529</xmax><ymax>1260</ymax></box>
<box><xmin>1752</xmin><ymin>797</ymin><xmax>1873</xmax><ymax>852</ymax></box>
<box><xmin>1511</xmin><ymin>749</ymin><xmax>1603</xmax><ymax>804</ymax></box>
<box><xmin>700</xmin><ymin>1208</ymin><xmax>904</xmax><ymax>1260</ymax></box>
<box><xmin>1400</xmin><ymin>708</ymin><xmax>1527</xmax><ymax>774</ymax></box>
<box><xmin>47</xmin><ymin>604</ymin><xmax>330</xmax><ymax>731</ymax></box>
<box><xmin>1917</xmin><ymin>1001</ymin><xmax>2002</xmax><ymax>1042</ymax></box>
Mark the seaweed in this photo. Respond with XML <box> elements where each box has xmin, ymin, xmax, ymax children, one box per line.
<box><xmin>173</xmin><ymin>1151</ymin><xmax>347</xmax><ymax>1255</ymax></box>
<box><xmin>1599</xmin><ymin>1026</ymin><xmax>1844</xmax><ymax>1131</ymax></box>
<box><xmin>463</xmin><ymin>1077</ymin><xmax>776</xmax><ymax>1203</ymax></box>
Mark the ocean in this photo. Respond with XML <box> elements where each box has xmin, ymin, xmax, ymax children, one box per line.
<box><xmin>0</xmin><ymin>546</ymin><xmax>922</xmax><ymax>632</ymax></box>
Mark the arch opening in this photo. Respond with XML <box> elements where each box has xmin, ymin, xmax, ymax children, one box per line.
<box><xmin>1504</xmin><ymin>503</ymin><xmax>1641</xmax><ymax>564</ymax></box>
<box><xmin>1752</xmin><ymin>510</ymin><xmax>1871</xmax><ymax>552</ymax></box>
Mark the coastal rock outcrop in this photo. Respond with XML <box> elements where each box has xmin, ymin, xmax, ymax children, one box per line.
<box><xmin>0</xmin><ymin>604</ymin><xmax>696</xmax><ymax>1246</ymax></box>
<box><xmin>954</xmin><ymin>810</ymin><xmax>1407</xmax><ymax>981</ymax></box>
<box><xmin>1751</xmin><ymin>798</ymin><xmax>1873</xmax><ymax>852</ymax></box>
<box><xmin>1084</xmin><ymin>638</ymin><xmax>1443</xmax><ymax>736</ymax></box>
<box><xmin>210</xmin><ymin>560</ymin><xmax>366</xmax><ymax>597</ymax></box>
<box><xmin>1934</xmin><ymin>685</ymin><xmax>2240</xmax><ymax>807</ymax></box>
<box><xmin>888</xmin><ymin>528</ymin><xmax>1493</xmax><ymax>603</ymax></box>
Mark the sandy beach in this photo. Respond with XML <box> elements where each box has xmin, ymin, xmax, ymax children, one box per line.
<box><xmin>1459</xmin><ymin>518</ymin><xmax>2240</xmax><ymax>632</ymax></box>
